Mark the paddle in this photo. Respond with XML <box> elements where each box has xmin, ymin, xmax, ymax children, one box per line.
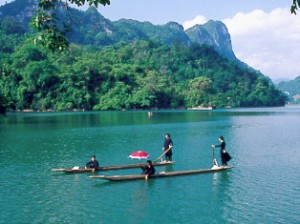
<box><xmin>212</xmin><ymin>146</ymin><xmax>219</xmax><ymax>167</ymax></box>
<box><xmin>153</xmin><ymin>147</ymin><xmax>172</xmax><ymax>163</ymax></box>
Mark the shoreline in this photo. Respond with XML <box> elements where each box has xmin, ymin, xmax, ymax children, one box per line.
<box><xmin>2</xmin><ymin>105</ymin><xmax>298</xmax><ymax>115</ymax></box>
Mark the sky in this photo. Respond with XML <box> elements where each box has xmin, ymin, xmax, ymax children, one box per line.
<box><xmin>1</xmin><ymin>0</ymin><xmax>299</xmax><ymax>81</ymax></box>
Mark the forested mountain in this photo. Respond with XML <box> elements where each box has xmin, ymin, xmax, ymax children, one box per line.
<box><xmin>0</xmin><ymin>0</ymin><xmax>234</xmax><ymax>60</ymax></box>
<box><xmin>0</xmin><ymin>0</ymin><xmax>287</xmax><ymax>112</ymax></box>
<box><xmin>277</xmin><ymin>76</ymin><xmax>300</xmax><ymax>103</ymax></box>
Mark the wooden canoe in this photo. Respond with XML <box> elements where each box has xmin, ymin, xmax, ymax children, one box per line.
<box><xmin>51</xmin><ymin>161</ymin><xmax>175</xmax><ymax>173</ymax></box>
<box><xmin>89</xmin><ymin>166</ymin><xmax>234</xmax><ymax>181</ymax></box>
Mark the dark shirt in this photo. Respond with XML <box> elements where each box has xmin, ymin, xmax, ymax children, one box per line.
<box><xmin>215</xmin><ymin>141</ymin><xmax>226</xmax><ymax>150</ymax></box>
<box><xmin>141</xmin><ymin>165</ymin><xmax>156</xmax><ymax>175</ymax></box>
<box><xmin>86</xmin><ymin>160</ymin><xmax>99</xmax><ymax>168</ymax></box>
<box><xmin>163</xmin><ymin>138</ymin><xmax>173</xmax><ymax>150</ymax></box>
<box><xmin>215</xmin><ymin>141</ymin><xmax>231</xmax><ymax>164</ymax></box>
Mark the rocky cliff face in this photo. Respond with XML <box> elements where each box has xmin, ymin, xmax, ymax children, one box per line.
<box><xmin>186</xmin><ymin>20</ymin><xmax>236</xmax><ymax>60</ymax></box>
<box><xmin>0</xmin><ymin>0</ymin><xmax>236</xmax><ymax>61</ymax></box>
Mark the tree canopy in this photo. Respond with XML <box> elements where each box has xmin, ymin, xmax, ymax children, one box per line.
<box><xmin>0</xmin><ymin>25</ymin><xmax>287</xmax><ymax>111</ymax></box>
<box><xmin>291</xmin><ymin>0</ymin><xmax>300</xmax><ymax>14</ymax></box>
<box><xmin>31</xmin><ymin>0</ymin><xmax>110</xmax><ymax>51</ymax></box>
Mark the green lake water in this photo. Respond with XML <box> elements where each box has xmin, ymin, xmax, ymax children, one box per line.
<box><xmin>0</xmin><ymin>107</ymin><xmax>299</xmax><ymax>224</ymax></box>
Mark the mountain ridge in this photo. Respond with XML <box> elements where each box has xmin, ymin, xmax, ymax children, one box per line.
<box><xmin>0</xmin><ymin>0</ymin><xmax>236</xmax><ymax>61</ymax></box>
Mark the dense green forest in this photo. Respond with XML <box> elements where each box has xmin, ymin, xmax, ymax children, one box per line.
<box><xmin>0</xmin><ymin>16</ymin><xmax>286</xmax><ymax>112</ymax></box>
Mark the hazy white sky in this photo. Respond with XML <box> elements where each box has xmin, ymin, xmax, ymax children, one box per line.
<box><xmin>1</xmin><ymin>0</ymin><xmax>299</xmax><ymax>81</ymax></box>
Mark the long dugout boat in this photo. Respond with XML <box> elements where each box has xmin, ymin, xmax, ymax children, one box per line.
<box><xmin>89</xmin><ymin>166</ymin><xmax>234</xmax><ymax>181</ymax></box>
<box><xmin>51</xmin><ymin>161</ymin><xmax>175</xmax><ymax>173</ymax></box>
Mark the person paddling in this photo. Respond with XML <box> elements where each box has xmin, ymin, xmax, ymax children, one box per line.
<box><xmin>141</xmin><ymin>160</ymin><xmax>156</xmax><ymax>180</ymax></box>
<box><xmin>85</xmin><ymin>155</ymin><xmax>99</xmax><ymax>171</ymax></box>
<box><xmin>212</xmin><ymin>136</ymin><xmax>232</xmax><ymax>166</ymax></box>
<box><xmin>162</xmin><ymin>133</ymin><xmax>174</xmax><ymax>162</ymax></box>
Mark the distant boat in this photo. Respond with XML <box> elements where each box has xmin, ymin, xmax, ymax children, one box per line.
<box><xmin>187</xmin><ymin>105</ymin><xmax>214</xmax><ymax>110</ymax></box>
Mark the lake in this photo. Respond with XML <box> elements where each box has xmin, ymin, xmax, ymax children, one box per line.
<box><xmin>0</xmin><ymin>107</ymin><xmax>299</xmax><ymax>224</ymax></box>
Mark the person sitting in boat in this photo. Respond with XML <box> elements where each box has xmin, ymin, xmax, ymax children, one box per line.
<box><xmin>141</xmin><ymin>160</ymin><xmax>156</xmax><ymax>180</ymax></box>
<box><xmin>212</xmin><ymin>136</ymin><xmax>232</xmax><ymax>166</ymax></box>
<box><xmin>85</xmin><ymin>155</ymin><xmax>99</xmax><ymax>170</ymax></box>
<box><xmin>162</xmin><ymin>133</ymin><xmax>174</xmax><ymax>162</ymax></box>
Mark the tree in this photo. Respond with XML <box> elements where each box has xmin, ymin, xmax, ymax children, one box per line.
<box><xmin>291</xmin><ymin>0</ymin><xmax>300</xmax><ymax>14</ymax></box>
<box><xmin>185</xmin><ymin>76</ymin><xmax>213</xmax><ymax>107</ymax></box>
<box><xmin>31</xmin><ymin>0</ymin><xmax>110</xmax><ymax>51</ymax></box>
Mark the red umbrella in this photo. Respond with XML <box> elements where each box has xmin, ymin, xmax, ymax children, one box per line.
<box><xmin>128</xmin><ymin>151</ymin><xmax>150</xmax><ymax>160</ymax></box>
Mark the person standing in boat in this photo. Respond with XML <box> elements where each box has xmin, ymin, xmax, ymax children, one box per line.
<box><xmin>85</xmin><ymin>155</ymin><xmax>99</xmax><ymax>170</ymax></box>
<box><xmin>212</xmin><ymin>136</ymin><xmax>231</xmax><ymax>166</ymax></box>
<box><xmin>162</xmin><ymin>133</ymin><xmax>174</xmax><ymax>162</ymax></box>
<box><xmin>141</xmin><ymin>160</ymin><xmax>156</xmax><ymax>180</ymax></box>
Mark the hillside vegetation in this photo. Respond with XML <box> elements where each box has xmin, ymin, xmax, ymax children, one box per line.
<box><xmin>0</xmin><ymin>3</ymin><xmax>287</xmax><ymax>112</ymax></box>
<box><xmin>0</xmin><ymin>39</ymin><xmax>286</xmax><ymax>111</ymax></box>
<box><xmin>277</xmin><ymin>76</ymin><xmax>300</xmax><ymax>103</ymax></box>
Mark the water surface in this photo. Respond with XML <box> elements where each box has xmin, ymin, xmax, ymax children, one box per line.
<box><xmin>0</xmin><ymin>107</ymin><xmax>299</xmax><ymax>223</ymax></box>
